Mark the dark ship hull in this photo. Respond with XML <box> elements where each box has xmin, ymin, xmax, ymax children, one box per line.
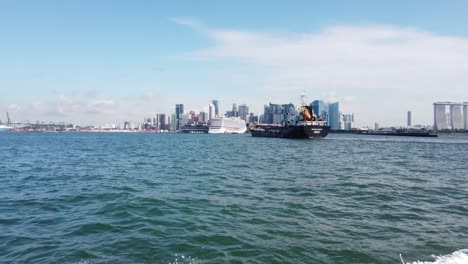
<box><xmin>368</xmin><ymin>131</ymin><xmax>438</xmax><ymax>137</ymax></box>
<box><xmin>251</xmin><ymin>125</ymin><xmax>330</xmax><ymax>139</ymax></box>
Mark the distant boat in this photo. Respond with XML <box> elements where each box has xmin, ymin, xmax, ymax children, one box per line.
<box><xmin>208</xmin><ymin>117</ymin><xmax>247</xmax><ymax>134</ymax></box>
<box><xmin>0</xmin><ymin>125</ymin><xmax>12</xmax><ymax>132</ymax></box>
<box><xmin>1</xmin><ymin>112</ymin><xmax>12</xmax><ymax>132</ymax></box>
<box><xmin>368</xmin><ymin>130</ymin><xmax>438</xmax><ymax>137</ymax></box>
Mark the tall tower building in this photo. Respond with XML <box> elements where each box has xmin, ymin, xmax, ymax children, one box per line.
<box><xmin>407</xmin><ymin>111</ymin><xmax>412</xmax><ymax>127</ymax></box>
<box><xmin>208</xmin><ymin>104</ymin><xmax>215</xmax><ymax>123</ymax></box>
<box><xmin>434</xmin><ymin>104</ymin><xmax>448</xmax><ymax>130</ymax></box>
<box><xmin>238</xmin><ymin>104</ymin><xmax>249</xmax><ymax>121</ymax></box>
<box><xmin>212</xmin><ymin>100</ymin><xmax>219</xmax><ymax>117</ymax></box>
<box><xmin>232</xmin><ymin>103</ymin><xmax>238</xmax><ymax>117</ymax></box>
<box><xmin>464</xmin><ymin>104</ymin><xmax>468</xmax><ymax>130</ymax></box>
<box><xmin>170</xmin><ymin>113</ymin><xmax>177</xmax><ymax>131</ymax></box>
<box><xmin>328</xmin><ymin>102</ymin><xmax>340</xmax><ymax>130</ymax></box>
<box><xmin>175</xmin><ymin>104</ymin><xmax>184</xmax><ymax>129</ymax></box>
<box><xmin>311</xmin><ymin>100</ymin><xmax>327</xmax><ymax>117</ymax></box>
<box><xmin>450</xmin><ymin>104</ymin><xmax>464</xmax><ymax>129</ymax></box>
<box><xmin>157</xmin><ymin>114</ymin><xmax>166</xmax><ymax>130</ymax></box>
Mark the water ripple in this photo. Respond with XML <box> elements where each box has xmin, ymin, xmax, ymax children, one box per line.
<box><xmin>0</xmin><ymin>133</ymin><xmax>467</xmax><ymax>263</ymax></box>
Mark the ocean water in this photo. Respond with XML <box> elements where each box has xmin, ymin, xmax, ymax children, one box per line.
<box><xmin>0</xmin><ymin>132</ymin><xmax>467</xmax><ymax>264</ymax></box>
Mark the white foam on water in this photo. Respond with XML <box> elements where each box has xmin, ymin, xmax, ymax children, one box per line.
<box><xmin>77</xmin><ymin>259</ymin><xmax>95</xmax><ymax>264</ymax></box>
<box><xmin>406</xmin><ymin>249</ymin><xmax>468</xmax><ymax>264</ymax></box>
<box><xmin>166</xmin><ymin>253</ymin><xmax>199</xmax><ymax>264</ymax></box>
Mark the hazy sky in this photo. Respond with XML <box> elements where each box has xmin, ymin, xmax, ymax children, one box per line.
<box><xmin>1</xmin><ymin>1</ymin><xmax>468</xmax><ymax>127</ymax></box>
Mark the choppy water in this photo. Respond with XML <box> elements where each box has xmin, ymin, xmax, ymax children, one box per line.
<box><xmin>1</xmin><ymin>132</ymin><xmax>467</xmax><ymax>264</ymax></box>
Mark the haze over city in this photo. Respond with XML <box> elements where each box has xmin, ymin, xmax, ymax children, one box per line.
<box><xmin>1</xmin><ymin>1</ymin><xmax>468</xmax><ymax>127</ymax></box>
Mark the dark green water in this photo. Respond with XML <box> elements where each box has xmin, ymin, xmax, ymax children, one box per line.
<box><xmin>1</xmin><ymin>133</ymin><xmax>467</xmax><ymax>264</ymax></box>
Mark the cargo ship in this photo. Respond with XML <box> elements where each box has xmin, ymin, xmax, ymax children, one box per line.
<box><xmin>368</xmin><ymin>130</ymin><xmax>438</xmax><ymax>137</ymax></box>
<box><xmin>250</xmin><ymin>104</ymin><xmax>330</xmax><ymax>139</ymax></box>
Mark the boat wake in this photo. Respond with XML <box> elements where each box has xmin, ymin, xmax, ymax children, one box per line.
<box><xmin>404</xmin><ymin>249</ymin><xmax>468</xmax><ymax>264</ymax></box>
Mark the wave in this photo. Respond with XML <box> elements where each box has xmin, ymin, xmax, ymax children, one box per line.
<box><xmin>405</xmin><ymin>249</ymin><xmax>468</xmax><ymax>264</ymax></box>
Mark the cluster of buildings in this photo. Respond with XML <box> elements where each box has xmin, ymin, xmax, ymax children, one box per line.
<box><xmin>122</xmin><ymin>100</ymin><xmax>254</xmax><ymax>132</ymax></box>
<box><xmin>310</xmin><ymin>100</ymin><xmax>354</xmax><ymax>130</ymax></box>
<box><xmin>433</xmin><ymin>102</ymin><xmax>468</xmax><ymax>130</ymax></box>
<box><xmin>13</xmin><ymin>99</ymin><xmax>468</xmax><ymax>133</ymax></box>
<box><xmin>260</xmin><ymin>100</ymin><xmax>355</xmax><ymax>131</ymax></box>
<box><xmin>133</xmin><ymin>98</ymin><xmax>358</xmax><ymax>132</ymax></box>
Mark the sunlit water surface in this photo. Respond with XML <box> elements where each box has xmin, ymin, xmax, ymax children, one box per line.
<box><xmin>1</xmin><ymin>133</ymin><xmax>467</xmax><ymax>263</ymax></box>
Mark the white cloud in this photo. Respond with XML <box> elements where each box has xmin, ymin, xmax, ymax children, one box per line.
<box><xmin>174</xmin><ymin>20</ymin><xmax>468</xmax><ymax>126</ymax></box>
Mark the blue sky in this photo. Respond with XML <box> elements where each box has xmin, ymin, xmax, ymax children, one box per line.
<box><xmin>1</xmin><ymin>1</ymin><xmax>468</xmax><ymax>126</ymax></box>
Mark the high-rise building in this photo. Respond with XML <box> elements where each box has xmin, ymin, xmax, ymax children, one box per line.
<box><xmin>450</xmin><ymin>104</ymin><xmax>463</xmax><ymax>129</ymax></box>
<box><xmin>464</xmin><ymin>105</ymin><xmax>468</xmax><ymax>130</ymax></box>
<box><xmin>178</xmin><ymin>113</ymin><xmax>190</xmax><ymax>129</ymax></box>
<box><xmin>375</xmin><ymin>123</ymin><xmax>380</xmax><ymax>130</ymax></box>
<box><xmin>232</xmin><ymin>104</ymin><xmax>238</xmax><ymax>117</ymax></box>
<box><xmin>175</xmin><ymin>104</ymin><xmax>184</xmax><ymax>129</ymax></box>
<box><xmin>262</xmin><ymin>103</ymin><xmax>295</xmax><ymax>124</ymax></box>
<box><xmin>311</xmin><ymin>100</ymin><xmax>327</xmax><ymax>117</ymax></box>
<box><xmin>200</xmin><ymin>111</ymin><xmax>207</xmax><ymax>123</ymax></box>
<box><xmin>170</xmin><ymin>113</ymin><xmax>177</xmax><ymax>131</ymax></box>
<box><xmin>328</xmin><ymin>102</ymin><xmax>340</xmax><ymax>130</ymax></box>
<box><xmin>157</xmin><ymin>114</ymin><xmax>166</xmax><ymax>130</ymax></box>
<box><xmin>238</xmin><ymin>104</ymin><xmax>249</xmax><ymax>121</ymax></box>
<box><xmin>212</xmin><ymin>100</ymin><xmax>219</xmax><ymax>117</ymax></box>
<box><xmin>209</xmin><ymin>104</ymin><xmax>215</xmax><ymax>122</ymax></box>
<box><xmin>434</xmin><ymin>104</ymin><xmax>448</xmax><ymax>130</ymax></box>
<box><xmin>342</xmin><ymin>113</ymin><xmax>354</xmax><ymax>130</ymax></box>
<box><xmin>407</xmin><ymin>111</ymin><xmax>412</xmax><ymax>127</ymax></box>
<box><xmin>123</xmin><ymin>121</ymin><xmax>131</xmax><ymax>130</ymax></box>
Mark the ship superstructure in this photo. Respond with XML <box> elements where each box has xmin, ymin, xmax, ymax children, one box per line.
<box><xmin>208</xmin><ymin>117</ymin><xmax>247</xmax><ymax>134</ymax></box>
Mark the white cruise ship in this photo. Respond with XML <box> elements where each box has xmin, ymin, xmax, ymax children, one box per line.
<box><xmin>208</xmin><ymin>117</ymin><xmax>247</xmax><ymax>134</ymax></box>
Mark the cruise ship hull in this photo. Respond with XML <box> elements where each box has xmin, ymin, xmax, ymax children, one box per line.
<box><xmin>251</xmin><ymin>125</ymin><xmax>330</xmax><ymax>139</ymax></box>
<box><xmin>208</xmin><ymin>127</ymin><xmax>246</xmax><ymax>134</ymax></box>
<box><xmin>208</xmin><ymin>117</ymin><xmax>247</xmax><ymax>134</ymax></box>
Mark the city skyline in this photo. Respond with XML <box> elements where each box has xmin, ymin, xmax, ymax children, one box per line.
<box><xmin>1</xmin><ymin>1</ymin><xmax>468</xmax><ymax>127</ymax></box>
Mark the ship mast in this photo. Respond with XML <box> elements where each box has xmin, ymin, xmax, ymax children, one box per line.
<box><xmin>6</xmin><ymin>112</ymin><xmax>11</xmax><ymax>126</ymax></box>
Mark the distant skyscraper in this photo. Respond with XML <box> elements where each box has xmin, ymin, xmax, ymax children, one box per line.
<box><xmin>232</xmin><ymin>103</ymin><xmax>238</xmax><ymax>117</ymax></box>
<box><xmin>342</xmin><ymin>113</ymin><xmax>354</xmax><ymax>130</ymax></box>
<box><xmin>212</xmin><ymin>100</ymin><xmax>219</xmax><ymax>117</ymax></box>
<box><xmin>434</xmin><ymin>104</ymin><xmax>448</xmax><ymax>130</ymax></box>
<box><xmin>209</xmin><ymin>104</ymin><xmax>215</xmax><ymax>122</ymax></box>
<box><xmin>176</xmin><ymin>104</ymin><xmax>184</xmax><ymax>117</ymax></box>
<box><xmin>157</xmin><ymin>114</ymin><xmax>166</xmax><ymax>130</ymax></box>
<box><xmin>175</xmin><ymin>104</ymin><xmax>184</xmax><ymax>129</ymax></box>
<box><xmin>311</xmin><ymin>100</ymin><xmax>327</xmax><ymax>117</ymax></box>
<box><xmin>407</xmin><ymin>111</ymin><xmax>412</xmax><ymax>127</ymax></box>
<box><xmin>238</xmin><ymin>104</ymin><xmax>249</xmax><ymax>121</ymax></box>
<box><xmin>178</xmin><ymin>114</ymin><xmax>190</xmax><ymax>129</ymax></box>
<box><xmin>450</xmin><ymin>104</ymin><xmax>463</xmax><ymax>129</ymax></box>
<box><xmin>200</xmin><ymin>111</ymin><xmax>207</xmax><ymax>123</ymax></box>
<box><xmin>170</xmin><ymin>113</ymin><xmax>177</xmax><ymax>130</ymax></box>
<box><xmin>328</xmin><ymin>102</ymin><xmax>340</xmax><ymax>130</ymax></box>
<box><xmin>375</xmin><ymin>123</ymin><xmax>380</xmax><ymax>130</ymax></box>
<box><xmin>464</xmin><ymin>105</ymin><xmax>468</xmax><ymax>130</ymax></box>
<box><xmin>123</xmin><ymin>121</ymin><xmax>130</xmax><ymax>130</ymax></box>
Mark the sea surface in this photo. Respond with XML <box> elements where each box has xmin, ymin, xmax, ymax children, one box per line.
<box><xmin>1</xmin><ymin>132</ymin><xmax>467</xmax><ymax>264</ymax></box>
